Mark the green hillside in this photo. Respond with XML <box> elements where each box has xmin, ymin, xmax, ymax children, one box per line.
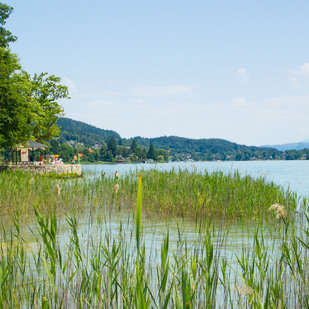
<box><xmin>53</xmin><ymin>117</ymin><xmax>283</xmax><ymax>162</ymax></box>
<box><xmin>130</xmin><ymin>136</ymin><xmax>281</xmax><ymax>161</ymax></box>
<box><xmin>57</xmin><ymin>118</ymin><xmax>121</xmax><ymax>146</ymax></box>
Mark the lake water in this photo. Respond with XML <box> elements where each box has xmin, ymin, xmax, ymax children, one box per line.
<box><xmin>82</xmin><ymin>160</ymin><xmax>309</xmax><ymax>198</ymax></box>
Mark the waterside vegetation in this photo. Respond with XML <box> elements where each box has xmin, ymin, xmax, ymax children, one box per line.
<box><xmin>0</xmin><ymin>168</ymin><xmax>298</xmax><ymax>221</ymax></box>
<box><xmin>0</xmin><ymin>169</ymin><xmax>308</xmax><ymax>307</ymax></box>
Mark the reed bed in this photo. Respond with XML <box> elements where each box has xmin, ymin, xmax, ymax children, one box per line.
<box><xmin>0</xmin><ymin>168</ymin><xmax>307</xmax><ymax>307</ymax></box>
<box><xmin>0</xmin><ymin>168</ymin><xmax>298</xmax><ymax>225</ymax></box>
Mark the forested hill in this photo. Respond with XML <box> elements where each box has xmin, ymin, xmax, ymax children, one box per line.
<box><xmin>131</xmin><ymin>136</ymin><xmax>281</xmax><ymax>160</ymax></box>
<box><xmin>57</xmin><ymin>118</ymin><xmax>121</xmax><ymax>145</ymax></box>
<box><xmin>55</xmin><ymin>117</ymin><xmax>283</xmax><ymax>161</ymax></box>
<box><xmin>133</xmin><ymin>135</ymin><xmax>271</xmax><ymax>152</ymax></box>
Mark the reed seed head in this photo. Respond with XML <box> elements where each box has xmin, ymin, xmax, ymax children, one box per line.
<box><xmin>114</xmin><ymin>184</ymin><xmax>119</xmax><ymax>194</ymax></box>
<box><xmin>56</xmin><ymin>184</ymin><xmax>61</xmax><ymax>196</ymax></box>
<box><xmin>234</xmin><ymin>284</ymin><xmax>254</xmax><ymax>296</ymax></box>
<box><xmin>269</xmin><ymin>203</ymin><xmax>287</xmax><ymax>219</ymax></box>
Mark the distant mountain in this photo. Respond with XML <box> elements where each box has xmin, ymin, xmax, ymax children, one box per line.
<box><xmin>57</xmin><ymin>118</ymin><xmax>121</xmax><ymax>146</ymax></box>
<box><xmin>262</xmin><ymin>141</ymin><xmax>309</xmax><ymax>151</ymax></box>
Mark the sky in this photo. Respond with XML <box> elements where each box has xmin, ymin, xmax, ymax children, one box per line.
<box><xmin>3</xmin><ymin>0</ymin><xmax>309</xmax><ymax>146</ymax></box>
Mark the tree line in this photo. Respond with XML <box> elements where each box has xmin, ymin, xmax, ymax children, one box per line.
<box><xmin>48</xmin><ymin>137</ymin><xmax>169</xmax><ymax>163</ymax></box>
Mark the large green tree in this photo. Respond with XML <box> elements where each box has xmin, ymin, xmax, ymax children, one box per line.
<box><xmin>0</xmin><ymin>48</ymin><xmax>31</xmax><ymax>148</ymax></box>
<box><xmin>147</xmin><ymin>143</ymin><xmax>157</xmax><ymax>160</ymax></box>
<box><xmin>130</xmin><ymin>138</ymin><xmax>138</xmax><ymax>152</ymax></box>
<box><xmin>24</xmin><ymin>72</ymin><xmax>68</xmax><ymax>143</ymax></box>
<box><xmin>107</xmin><ymin>137</ymin><xmax>117</xmax><ymax>157</ymax></box>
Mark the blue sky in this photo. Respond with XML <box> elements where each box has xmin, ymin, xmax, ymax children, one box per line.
<box><xmin>4</xmin><ymin>0</ymin><xmax>309</xmax><ymax>145</ymax></box>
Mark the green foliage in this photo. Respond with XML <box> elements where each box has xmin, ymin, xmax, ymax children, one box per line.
<box><xmin>147</xmin><ymin>143</ymin><xmax>157</xmax><ymax>160</ymax></box>
<box><xmin>0</xmin><ymin>3</ymin><xmax>16</xmax><ymax>47</ymax></box>
<box><xmin>43</xmin><ymin>172</ymin><xmax>81</xmax><ymax>179</ymax></box>
<box><xmin>104</xmin><ymin>151</ymin><xmax>114</xmax><ymax>162</ymax></box>
<box><xmin>134</xmin><ymin>146</ymin><xmax>147</xmax><ymax>160</ymax></box>
<box><xmin>27</xmin><ymin>73</ymin><xmax>68</xmax><ymax>144</ymax></box>
<box><xmin>0</xmin><ymin>48</ymin><xmax>30</xmax><ymax>148</ymax></box>
<box><xmin>157</xmin><ymin>155</ymin><xmax>165</xmax><ymax>162</ymax></box>
<box><xmin>107</xmin><ymin>137</ymin><xmax>117</xmax><ymax>157</ymax></box>
<box><xmin>131</xmin><ymin>138</ymin><xmax>138</xmax><ymax>152</ymax></box>
<box><xmin>58</xmin><ymin>144</ymin><xmax>73</xmax><ymax>162</ymax></box>
<box><xmin>157</xmin><ymin>148</ymin><xmax>169</xmax><ymax>161</ymax></box>
<box><xmin>285</xmin><ymin>149</ymin><xmax>303</xmax><ymax>160</ymax></box>
<box><xmin>57</xmin><ymin>117</ymin><xmax>120</xmax><ymax>146</ymax></box>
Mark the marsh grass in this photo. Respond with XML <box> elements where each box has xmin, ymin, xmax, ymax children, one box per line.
<box><xmin>0</xmin><ymin>168</ymin><xmax>297</xmax><ymax>226</ymax></box>
<box><xmin>0</xmin><ymin>168</ymin><xmax>307</xmax><ymax>307</ymax></box>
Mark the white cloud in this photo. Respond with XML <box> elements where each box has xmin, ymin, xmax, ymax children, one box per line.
<box><xmin>289</xmin><ymin>76</ymin><xmax>299</xmax><ymax>88</ymax></box>
<box><xmin>132</xmin><ymin>85</ymin><xmax>195</xmax><ymax>97</ymax></box>
<box><xmin>289</xmin><ymin>63</ymin><xmax>309</xmax><ymax>89</ymax></box>
<box><xmin>237</xmin><ymin>68</ymin><xmax>249</xmax><ymax>82</ymax></box>
<box><xmin>62</xmin><ymin>77</ymin><xmax>78</xmax><ymax>93</ymax></box>
<box><xmin>87</xmin><ymin>100</ymin><xmax>114</xmax><ymax>108</ymax></box>
<box><xmin>300</xmin><ymin>63</ymin><xmax>309</xmax><ymax>76</ymax></box>
<box><xmin>232</xmin><ymin>97</ymin><xmax>250</xmax><ymax>107</ymax></box>
<box><xmin>266</xmin><ymin>94</ymin><xmax>309</xmax><ymax>109</ymax></box>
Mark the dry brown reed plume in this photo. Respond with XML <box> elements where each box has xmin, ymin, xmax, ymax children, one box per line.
<box><xmin>113</xmin><ymin>184</ymin><xmax>119</xmax><ymax>194</ymax></box>
<box><xmin>234</xmin><ymin>284</ymin><xmax>254</xmax><ymax>296</ymax></box>
<box><xmin>269</xmin><ymin>203</ymin><xmax>287</xmax><ymax>219</ymax></box>
<box><xmin>56</xmin><ymin>184</ymin><xmax>61</xmax><ymax>196</ymax></box>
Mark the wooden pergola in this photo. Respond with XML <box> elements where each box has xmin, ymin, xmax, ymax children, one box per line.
<box><xmin>12</xmin><ymin>141</ymin><xmax>50</xmax><ymax>165</ymax></box>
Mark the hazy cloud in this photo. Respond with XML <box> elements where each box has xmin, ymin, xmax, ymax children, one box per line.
<box><xmin>300</xmin><ymin>63</ymin><xmax>309</xmax><ymax>76</ymax></box>
<box><xmin>267</xmin><ymin>94</ymin><xmax>309</xmax><ymax>108</ymax></box>
<box><xmin>63</xmin><ymin>77</ymin><xmax>77</xmax><ymax>93</ymax></box>
<box><xmin>237</xmin><ymin>68</ymin><xmax>249</xmax><ymax>82</ymax></box>
<box><xmin>132</xmin><ymin>85</ymin><xmax>195</xmax><ymax>97</ymax></box>
<box><xmin>289</xmin><ymin>63</ymin><xmax>309</xmax><ymax>89</ymax></box>
<box><xmin>232</xmin><ymin>97</ymin><xmax>250</xmax><ymax>107</ymax></box>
